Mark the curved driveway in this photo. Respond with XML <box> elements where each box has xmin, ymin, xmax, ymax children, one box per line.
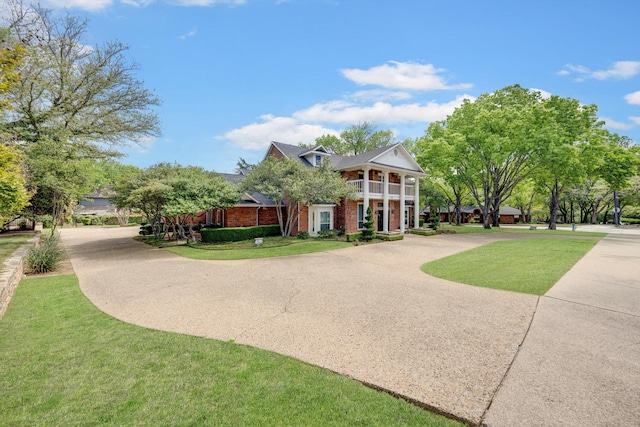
<box><xmin>60</xmin><ymin>227</ymin><xmax>640</xmax><ymax>425</ymax></box>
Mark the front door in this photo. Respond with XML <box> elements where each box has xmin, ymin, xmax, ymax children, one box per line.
<box><xmin>376</xmin><ymin>210</ymin><xmax>384</xmax><ymax>232</ymax></box>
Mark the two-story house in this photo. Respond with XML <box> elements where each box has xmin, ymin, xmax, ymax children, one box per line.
<box><xmin>265</xmin><ymin>141</ymin><xmax>426</xmax><ymax>236</ymax></box>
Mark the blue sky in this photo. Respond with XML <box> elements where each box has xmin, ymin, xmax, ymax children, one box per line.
<box><xmin>38</xmin><ymin>0</ymin><xmax>640</xmax><ymax>173</ymax></box>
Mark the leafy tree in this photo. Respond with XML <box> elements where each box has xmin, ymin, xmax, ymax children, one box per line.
<box><xmin>23</xmin><ymin>137</ymin><xmax>111</xmax><ymax>233</ymax></box>
<box><xmin>112</xmin><ymin>163</ymin><xmax>239</xmax><ymax>241</ymax></box>
<box><xmin>534</xmin><ymin>96</ymin><xmax>604</xmax><ymax>229</ymax></box>
<box><xmin>314</xmin><ymin>122</ymin><xmax>394</xmax><ymax>155</ymax></box>
<box><xmin>1</xmin><ymin>1</ymin><xmax>161</xmax><ymax>226</ymax></box>
<box><xmin>240</xmin><ymin>157</ymin><xmax>355</xmax><ymax>237</ymax></box>
<box><xmin>0</xmin><ymin>144</ymin><xmax>30</xmax><ymax>225</ymax></box>
<box><xmin>418</xmin><ymin>85</ymin><xmax>545</xmax><ymax>228</ymax></box>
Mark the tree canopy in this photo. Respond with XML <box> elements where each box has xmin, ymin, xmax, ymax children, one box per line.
<box><xmin>240</xmin><ymin>156</ymin><xmax>355</xmax><ymax>237</ymax></box>
<box><xmin>314</xmin><ymin>122</ymin><xmax>394</xmax><ymax>155</ymax></box>
<box><xmin>112</xmin><ymin>163</ymin><xmax>239</xmax><ymax>241</ymax></box>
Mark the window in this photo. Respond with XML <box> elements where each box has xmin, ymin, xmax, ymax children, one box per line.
<box><xmin>357</xmin><ymin>203</ymin><xmax>364</xmax><ymax>229</ymax></box>
<box><xmin>320</xmin><ymin>211</ymin><xmax>331</xmax><ymax>231</ymax></box>
<box><xmin>315</xmin><ymin>155</ymin><xmax>322</xmax><ymax>166</ymax></box>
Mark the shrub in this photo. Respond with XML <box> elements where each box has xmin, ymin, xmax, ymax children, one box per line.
<box><xmin>346</xmin><ymin>232</ymin><xmax>362</xmax><ymax>242</ymax></box>
<box><xmin>379</xmin><ymin>234</ymin><xmax>404</xmax><ymax>241</ymax></box>
<box><xmin>361</xmin><ymin>207</ymin><xmax>375</xmax><ymax>241</ymax></box>
<box><xmin>410</xmin><ymin>229</ymin><xmax>436</xmax><ymax>237</ymax></box>
<box><xmin>430</xmin><ymin>217</ymin><xmax>440</xmax><ymax>231</ymax></box>
<box><xmin>297</xmin><ymin>231</ymin><xmax>310</xmax><ymax>240</ymax></box>
<box><xmin>139</xmin><ymin>224</ymin><xmax>153</xmax><ymax>236</ymax></box>
<box><xmin>318</xmin><ymin>229</ymin><xmax>335</xmax><ymax>239</ymax></box>
<box><xmin>25</xmin><ymin>237</ymin><xmax>63</xmax><ymax>273</ymax></box>
<box><xmin>419</xmin><ymin>219</ymin><xmax>425</xmax><ymax>227</ymax></box>
<box><xmin>200</xmin><ymin>225</ymin><xmax>281</xmax><ymax>243</ymax></box>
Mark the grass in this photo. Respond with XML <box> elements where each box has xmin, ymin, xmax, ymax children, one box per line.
<box><xmin>421</xmin><ymin>237</ymin><xmax>601</xmax><ymax>295</ymax></box>
<box><xmin>0</xmin><ymin>275</ymin><xmax>461</xmax><ymax>427</ymax></box>
<box><xmin>0</xmin><ymin>232</ymin><xmax>33</xmax><ymax>264</ymax></box>
<box><xmin>144</xmin><ymin>236</ymin><xmax>354</xmax><ymax>260</ymax></box>
<box><xmin>438</xmin><ymin>223</ymin><xmax>607</xmax><ymax>237</ymax></box>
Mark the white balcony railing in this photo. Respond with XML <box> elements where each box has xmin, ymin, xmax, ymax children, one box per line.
<box><xmin>347</xmin><ymin>179</ymin><xmax>415</xmax><ymax>199</ymax></box>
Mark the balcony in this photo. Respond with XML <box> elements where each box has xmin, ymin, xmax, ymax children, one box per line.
<box><xmin>347</xmin><ymin>179</ymin><xmax>415</xmax><ymax>200</ymax></box>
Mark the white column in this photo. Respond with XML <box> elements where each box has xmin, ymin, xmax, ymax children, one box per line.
<box><xmin>400</xmin><ymin>174</ymin><xmax>406</xmax><ymax>233</ymax></box>
<box><xmin>363</xmin><ymin>167</ymin><xmax>370</xmax><ymax>223</ymax></box>
<box><xmin>413</xmin><ymin>177</ymin><xmax>420</xmax><ymax>228</ymax></box>
<box><xmin>383</xmin><ymin>171</ymin><xmax>389</xmax><ymax>233</ymax></box>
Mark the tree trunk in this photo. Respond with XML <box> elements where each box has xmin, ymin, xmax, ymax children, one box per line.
<box><xmin>548</xmin><ymin>179</ymin><xmax>561</xmax><ymax>230</ymax></box>
<box><xmin>454</xmin><ymin>192</ymin><xmax>462</xmax><ymax>226</ymax></box>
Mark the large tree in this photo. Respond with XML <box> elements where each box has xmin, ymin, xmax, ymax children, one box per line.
<box><xmin>534</xmin><ymin>96</ymin><xmax>604</xmax><ymax>229</ymax></box>
<box><xmin>314</xmin><ymin>122</ymin><xmax>394</xmax><ymax>155</ymax></box>
<box><xmin>1</xmin><ymin>1</ymin><xmax>161</xmax><ymax>224</ymax></box>
<box><xmin>418</xmin><ymin>85</ymin><xmax>546</xmax><ymax>228</ymax></box>
<box><xmin>240</xmin><ymin>157</ymin><xmax>355</xmax><ymax>237</ymax></box>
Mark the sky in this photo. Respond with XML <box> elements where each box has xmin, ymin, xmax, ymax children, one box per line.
<box><xmin>31</xmin><ymin>0</ymin><xmax>640</xmax><ymax>173</ymax></box>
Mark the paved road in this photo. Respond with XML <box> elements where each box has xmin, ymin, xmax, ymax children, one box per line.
<box><xmin>60</xmin><ymin>227</ymin><xmax>640</xmax><ymax>426</ymax></box>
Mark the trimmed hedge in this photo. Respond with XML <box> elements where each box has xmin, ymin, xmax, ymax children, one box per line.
<box><xmin>200</xmin><ymin>225</ymin><xmax>281</xmax><ymax>243</ymax></box>
<box><xmin>379</xmin><ymin>234</ymin><xmax>404</xmax><ymax>241</ymax></box>
<box><xmin>410</xmin><ymin>229</ymin><xmax>436</xmax><ymax>237</ymax></box>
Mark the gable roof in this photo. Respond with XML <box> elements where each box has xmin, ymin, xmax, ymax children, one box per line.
<box><xmin>267</xmin><ymin>141</ymin><xmax>426</xmax><ymax>175</ymax></box>
<box><xmin>220</xmin><ymin>172</ymin><xmax>281</xmax><ymax>207</ymax></box>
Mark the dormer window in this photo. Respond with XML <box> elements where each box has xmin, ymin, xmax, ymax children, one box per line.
<box><xmin>315</xmin><ymin>155</ymin><xmax>322</xmax><ymax>166</ymax></box>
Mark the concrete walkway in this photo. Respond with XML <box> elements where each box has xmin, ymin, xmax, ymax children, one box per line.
<box><xmin>483</xmin><ymin>233</ymin><xmax>640</xmax><ymax>426</ymax></box>
<box><xmin>60</xmin><ymin>227</ymin><xmax>640</xmax><ymax>426</ymax></box>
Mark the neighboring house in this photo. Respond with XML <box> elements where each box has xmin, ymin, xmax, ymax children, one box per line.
<box><xmin>75</xmin><ymin>189</ymin><xmax>116</xmax><ymax>216</ymax></box>
<box><xmin>196</xmin><ymin>172</ymin><xmax>282</xmax><ymax>228</ymax></box>
<box><xmin>422</xmin><ymin>205</ymin><xmax>522</xmax><ymax>224</ymax></box>
<box><xmin>263</xmin><ymin>141</ymin><xmax>426</xmax><ymax>236</ymax></box>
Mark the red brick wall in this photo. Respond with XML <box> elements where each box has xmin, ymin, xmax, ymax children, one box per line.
<box><xmin>224</xmin><ymin>207</ymin><xmax>258</xmax><ymax>227</ymax></box>
<box><xmin>258</xmin><ymin>207</ymin><xmax>279</xmax><ymax>225</ymax></box>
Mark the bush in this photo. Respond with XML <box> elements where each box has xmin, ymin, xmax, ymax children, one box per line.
<box><xmin>429</xmin><ymin>217</ymin><xmax>440</xmax><ymax>231</ymax></box>
<box><xmin>361</xmin><ymin>207</ymin><xmax>375</xmax><ymax>241</ymax></box>
<box><xmin>25</xmin><ymin>237</ymin><xmax>63</xmax><ymax>273</ymax></box>
<box><xmin>621</xmin><ymin>217</ymin><xmax>640</xmax><ymax>224</ymax></box>
<box><xmin>318</xmin><ymin>229</ymin><xmax>335</xmax><ymax>239</ymax></box>
<box><xmin>346</xmin><ymin>232</ymin><xmax>362</xmax><ymax>242</ymax></box>
<box><xmin>419</xmin><ymin>219</ymin><xmax>425</xmax><ymax>227</ymax></box>
<box><xmin>297</xmin><ymin>231</ymin><xmax>310</xmax><ymax>240</ymax></box>
<box><xmin>200</xmin><ymin>225</ymin><xmax>281</xmax><ymax>243</ymax></box>
<box><xmin>410</xmin><ymin>229</ymin><xmax>436</xmax><ymax>236</ymax></box>
<box><xmin>379</xmin><ymin>234</ymin><xmax>404</xmax><ymax>241</ymax></box>
<box><xmin>139</xmin><ymin>224</ymin><xmax>153</xmax><ymax>236</ymax></box>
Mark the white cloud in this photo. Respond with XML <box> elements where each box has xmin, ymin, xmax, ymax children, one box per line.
<box><xmin>559</xmin><ymin>61</ymin><xmax>640</xmax><ymax>81</ymax></box>
<box><xmin>131</xmin><ymin>136</ymin><xmax>156</xmax><ymax>154</ymax></box>
<box><xmin>174</xmin><ymin>0</ymin><xmax>246</xmax><ymax>5</ymax></box>
<box><xmin>602</xmin><ymin>117</ymin><xmax>634</xmax><ymax>130</ymax></box>
<box><xmin>179</xmin><ymin>27</ymin><xmax>198</xmax><ymax>39</ymax></box>
<box><xmin>349</xmin><ymin>89</ymin><xmax>413</xmax><ymax>102</ymax></box>
<box><xmin>43</xmin><ymin>0</ymin><xmax>114</xmax><ymax>11</ymax></box>
<box><xmin>293</xmin><ymin>95</ymin><xmax>473</xmax><ymax>125</ymax></box>
<box><xmin>216</xmin><ymin>115</ymin><xmax>339</xmax><ymax>150</ymax></box>
<box><xmin>629</xmin><ymin>116</ymin><xmax>640</xmax><ymax>125</ymax></box>
<box><xmin>591</xmin><ymin>61</ymin><xmax>640</xmax><ymax>80</ymax></box>
<box><xmin>625</xmin><ymin>91</ymin><xmax>640</xmax><ymax>105</ymax></box>
<box><xmin>341</xmin><ymin>61</ymin><xmax>472</xmax><ymax>91</ymax></box>
<box><xmin>121</xmin><ymin>0</ymin><xmax>156</xmax><ymax>6</ymax></box>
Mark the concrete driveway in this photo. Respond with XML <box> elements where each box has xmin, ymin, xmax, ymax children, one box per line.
<box><xmin>61</xmin><ymin>227</ymin><xmax>537</xmax><ymax>424</ymax></box>
<box><xmin>60</xmin><ymin>227</ymin><xmax>640</xmax><ymax>426</ymax></box>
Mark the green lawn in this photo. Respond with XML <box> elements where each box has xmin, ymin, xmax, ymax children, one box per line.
<box><xmin>162</xmin><ymin>237</ymin><xmax>353</xmax><ymax>260</ymax></box>
<box><xmin>439</xmin><ymin>224</ymin><xmax>607</xmax><ymax>237</ymax></box>
<box><xmin>421</xmin><ymin>237</ymin><xmax>601</xmax><ymax>295</ymax></box>
<box><xmin>0</xmin><ymin>232</ymin><xmax>33</xmax><ymax>264</ymax></box>
<box><xmin>0</xmin><ymin>275</ymin><xmax>461</xmax><ymax>427</ymax></box>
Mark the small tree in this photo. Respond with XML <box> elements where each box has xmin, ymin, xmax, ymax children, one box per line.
<box><xmin>361</xmin><ymin>206</ymin><xmax>375</xmax><ymax>241</ymax></box>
